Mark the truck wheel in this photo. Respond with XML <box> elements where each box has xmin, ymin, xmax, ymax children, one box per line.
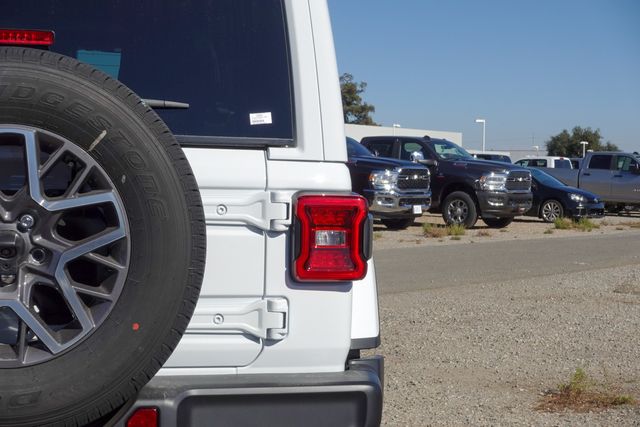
<box><xmin>0</xmin><ymin>48</ymin><xmax>205</xmax><ymax>426</ymax></box>
<box><xmin>482</xmin><ymin>217</ymin><xmax>513</xmax><ymax>228</ymax></box>
<box><xmin>442</xmin><ymin>191</ymin><xmax>478</xmax><ymax>228</ymax></box>
<box><xmin>381</xmin><ymin>218</ymin><xmax>414</xmax><ymax>230</ymax></box>
<box><xmin>540</xmin><ymin>199</ymin><xmax>564</xmax><ymax>222</ymax></box>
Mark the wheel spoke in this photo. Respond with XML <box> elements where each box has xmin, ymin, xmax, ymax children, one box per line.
<box><xmin>65</xmin><ymin>165</ymin><xmax>94</xmax><ymax>197</ymax></box>
<box><xmin>39</xmin><ymin>146</ymin><xmax>67</xmax><ymax>178</ymax></box>
<box><xmin>42</xmin><ymin>190</ymin><xmax>118</xmax><ymax>212</ymax></box>
<box><xmin>85</xmin><ymin>252</ymin><xmax>127</xmax><ymax>272</ymax></box>
<box><xmin>72</xmin><ymin>282</ymin><xmax>115</xmax><ymax>302</ymax></box>
<box><xmin>4</xmin><ymin>300</ymin><xmax>64</xmax><ymax>354</ymax></box>
<box><xmin>24</xmin><ymin>129</ymin><xmax>46</xmax><ymax>204</ymax></box>
<box><xmin>54</xmin><ymin>228</ymin><xmax>126</xmax><ymax>330</ymax></box>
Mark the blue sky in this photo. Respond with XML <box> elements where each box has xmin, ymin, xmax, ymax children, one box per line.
<box><xmin>327</xmin><ymin>0</ymin><xmax>640</xmax><ymax>152</ymax></box>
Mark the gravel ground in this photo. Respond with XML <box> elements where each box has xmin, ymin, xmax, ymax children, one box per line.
<box><xmin>368</xmin><ymin>213</ymin><xmax>640</xmax><ymax>426</ymax></box>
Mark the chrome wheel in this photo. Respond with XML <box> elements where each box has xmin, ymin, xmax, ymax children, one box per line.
<box><xmin>541</xmin><ymin>200</ymin><xmax>563</xmax><ymax>223</ymax></box>
<box><xmin>0</xmin><ymin>126</ymin><xmax>130</xmax><ymax>367</ymax></box>
<box><xmin>446</xmin><ymin>199</ymin><xmax>469</xmax><ymax>225</ymax></box>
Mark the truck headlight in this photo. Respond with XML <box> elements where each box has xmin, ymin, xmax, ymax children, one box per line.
<box><xmin>569</xmin><ymin>193</ymin><xmax>585</xmax><ymax>203</ymax></box>
<box><xmin>479</xmin><ymin>173</ymin><xmax>507</xmax><ymax>192</ymax></box>
<box><xmin>369</xmin><ymin>170</ymin><xmax>398</xmax><ymax>190</ymax></box>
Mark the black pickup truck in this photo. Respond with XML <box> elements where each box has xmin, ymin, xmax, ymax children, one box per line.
<box><xmin>361</xmin><ymin>135</ymin><xmax>532</xmax><ymax>228</ymax></box>
<box><xmin>347</xmin><ymin>138</ymin><xmax>431</xmax><ymax>229</ymax></box>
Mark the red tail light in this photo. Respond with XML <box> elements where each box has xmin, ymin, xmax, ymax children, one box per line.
<box><xmin>127</xmin><ymin>408</ymin><xmax>158</xmax><ymax>427</ymax></box>
<box><xmin>0</xmin><ymin>29</ymin><xmax>55</xmax><ymax>46</ymax></box>
<box><xmin>293</xmin><ymin>195</ymin><xmax>371</xmax><ymax>282</ymax></box>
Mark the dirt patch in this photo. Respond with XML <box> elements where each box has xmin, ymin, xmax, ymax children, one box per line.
<box><xmin>614</xmin><ymin>282</ymin><xmax>640</xmax><ymax>296</ymax></box>
<box><xmin>537</xmin><ymin>369</ymin><xmax>637</xmax><ymax>413</ymax></box>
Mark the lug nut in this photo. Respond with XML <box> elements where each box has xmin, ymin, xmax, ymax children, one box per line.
<box><xmin>30</xmin><ymin>248</ymin><xmax>47</xmax><ymax>264</ymax></box>
<box><xmin>18</xmin><ymin>214</ymin><xmax>36</xmax><ymax>232</ymax></box>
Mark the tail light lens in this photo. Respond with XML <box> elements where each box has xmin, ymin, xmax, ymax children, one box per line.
<box><xmin>293</xmin><ymin>195</ymin><xmax>371</xmax><ymax>282</ymax></box>
<box><xmin>0</xmin><ymin>29</ymin><xmax>55</xmax><ymax>46</ymax></box>
<box><xmin>127</xmin><ymin>408</ymin><xmax>158</xmax><ymax>427</ymax></box>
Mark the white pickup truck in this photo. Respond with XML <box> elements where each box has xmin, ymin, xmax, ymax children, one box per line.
<box><xmin>0</xmin><ymin>1</ymin><xmax>383</xmax><ymax>426</ymax></box>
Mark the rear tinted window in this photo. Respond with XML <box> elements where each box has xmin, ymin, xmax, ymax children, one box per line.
<box><xmin>4</xmin><ymin>0</ymin><xmax>294</xmax><ymax>143</ymax></box>
<box><xmin>555</xmin><ymin>159</ymin><xmax>572</xmax><ymax>169</ymax></box>
<box><xmin>588</xmin><ymin>155</ymin><xmax>612</xmax><ymax>170</ymax></box>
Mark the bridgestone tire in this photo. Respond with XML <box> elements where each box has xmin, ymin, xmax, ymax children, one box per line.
<box><xmin>0</xmin><ymin>48</ymin><xmax>205</xmax><ymax>426</ymax></box>
<box><xmin>381</xmin><ymin>218</ymin><xmax>414</xmax><ymax>230</ymax></box>
<box><xmin>442</xmin><ymin>191</ymin><xmax>478</xmax><ymax>228</ymax></box>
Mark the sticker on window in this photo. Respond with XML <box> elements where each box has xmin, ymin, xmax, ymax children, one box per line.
<box><xmin>250</xmin><ymin>112</ymin><xmax>273</xmax><ymax>126</ymax></box>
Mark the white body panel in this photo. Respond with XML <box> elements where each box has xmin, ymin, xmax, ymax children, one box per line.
<box><xmin>159</xmin><ymin>0</ymin><xmax>379</xmax><ymax>376</ymax></box>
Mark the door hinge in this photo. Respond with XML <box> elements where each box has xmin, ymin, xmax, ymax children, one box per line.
<box><xmin>202</xmin><ymin>191</ymin><xmax>290</xmax><ymax>231</ymax></box>
<box><xmin>188</xmin><ymin>298</ymin><xmax>289</xmax><ymax>341</ymax></box>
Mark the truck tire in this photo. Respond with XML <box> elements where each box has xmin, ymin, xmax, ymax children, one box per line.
<box><xmin>0</xmin><ymin>47</ymin><xmax>205</xmax><ymax>426</ymax></box>
<box><xmin>381</xmin><ymin>218</ymin><xmax>414</xmax><ymax>230</ymax></box>
<box><xmin>482</xmin><ymin>217</ymin><xmax>513</xmax><ymax>228</ymax></box>
<box><xmin>540</xmin><ymin>199</ymin><xmax>564</xmax><ymax>222</ymax></box>
<box><xmin>442</xmin><ymin>191</ymin><xmax>478</xmax><ymax>228</ymax></box>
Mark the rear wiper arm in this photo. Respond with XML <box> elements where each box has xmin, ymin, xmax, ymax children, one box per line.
<box><xmin>141</xmin><ymin>99</ymin><xmax>190</xmax><ymax>109</ymax></box>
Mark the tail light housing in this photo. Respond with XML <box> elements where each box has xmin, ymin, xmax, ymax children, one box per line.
<box><xmin>0</xmin><ymin>29</ymin><xmax>55</xmax><ymax>46</ymax></box>
<box><xmin>293</xmin><ymin>194</ymin><xmax>371</xmax><ymax>282</ymax></box>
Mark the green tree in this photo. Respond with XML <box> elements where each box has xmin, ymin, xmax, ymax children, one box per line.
<box><xmin>546</xmin><ymin>126</ymin><xmax>619</xmax><ymax>157</ymax></box>
<box><xmin>340</xmin><ymin>73</ymin><xmax>378</xmax><ymax>125</ymax></box>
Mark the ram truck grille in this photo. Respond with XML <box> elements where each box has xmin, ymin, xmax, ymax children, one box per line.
<box><xmin>506</xmin><ymin>171</ymin><xmax>531</xmax><ymax>192</ymax></box>
<box><xmin>397</xmin><ymin>168</ymin><xmax>430</xmax><ymax>190</ymax></box>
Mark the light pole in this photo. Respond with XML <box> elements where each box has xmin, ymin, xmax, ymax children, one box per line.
<box><xmin>532</xmin><ymin>145</ymin><xmax>540</xmax><ymax>154</ymax></box>
<box><xmin>580</xmin><ymin>141</ymin><xmax>589</xmax><ymax>157</ymax></box>
<box><xmin>392</xmin><ymin>123</ymin><xmax>401</xmax><ymax>136</ymax></box>
<box><xmin>475</xmin><ymin>119</ymin><xmax>486</xmax><ymax>152</ymax></box>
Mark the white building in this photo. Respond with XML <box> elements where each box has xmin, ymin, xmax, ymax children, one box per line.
<box><xmin>345</xmin><ymin>124</ymin><xmax>462</xmax><ymax>146</ymax></box>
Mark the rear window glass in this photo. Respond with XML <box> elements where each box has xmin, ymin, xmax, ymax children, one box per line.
<box><xmin>555</xmin><ymin>159</ymin><xmax>571</xmax><ymax>169</ymax></box>
<box><xmin>3</xmin><ymin>0</ymin><xmax>294</xmax><ymax>144</ymax></box>
<box><xmin>588</xmin><ymin>155</ymin><xmax>612</xmax><ymax>170</ymax></box>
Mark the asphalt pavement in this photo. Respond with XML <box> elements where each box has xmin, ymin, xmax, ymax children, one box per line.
<box><xmin>374</xmin><ymin>231</ymin><xmax>640</xmax><ymax>295</ymax></box>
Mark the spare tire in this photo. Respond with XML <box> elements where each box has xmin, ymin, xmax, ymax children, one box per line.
<box><xmin>0</xmin><ymin>47</ymin><xmax>205</xmax><ymax>426</ymax></box>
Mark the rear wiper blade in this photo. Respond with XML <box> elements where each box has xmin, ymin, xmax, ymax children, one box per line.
<box><xmin>141</xmin><ymin>99</ymin><xmax>190</xmax><ymax>109</ymax></box>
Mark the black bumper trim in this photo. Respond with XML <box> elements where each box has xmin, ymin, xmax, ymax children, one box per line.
<box><xmin>116</xmin><ymin>357</ymin><xmax>384</xmax><ymax>427</ymax></box>
<box><xmin>351</xmin><ymin>335</ymin><xmax>381</xmax><ymax>350</ymax></box>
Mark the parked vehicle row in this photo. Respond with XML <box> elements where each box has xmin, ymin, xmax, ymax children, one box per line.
<box><xmin>354</xmin><ymin>135</ymin><xmax>533</xmax><ymax>228</ymax></box>
<box><xmin>347</xmin><ymin>137</ymin><xmax>624</xmax><ymax>227</ymax></box>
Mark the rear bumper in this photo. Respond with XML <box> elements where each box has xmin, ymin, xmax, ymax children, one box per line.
<box><xmin>477</xmin><ymin>191</ymin><xmax>532</xmax><ymax>218</ymax></box>
<box><xmin>117</xmin><ymin>356</ymin><xmax>384</xmax><ymax>427</ymax></box>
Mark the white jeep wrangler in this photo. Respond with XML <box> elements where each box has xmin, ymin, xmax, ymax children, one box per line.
<box><xmin>0</xmin><ymin>1</ymin><xmax>383</xmax><ymax>426</ymax></box>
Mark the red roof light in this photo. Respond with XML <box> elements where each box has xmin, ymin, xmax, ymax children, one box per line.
<box><xmin>0</xmin><ymin>29</ymin><xmax>55</xmax><ymax>46</ymax></box>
